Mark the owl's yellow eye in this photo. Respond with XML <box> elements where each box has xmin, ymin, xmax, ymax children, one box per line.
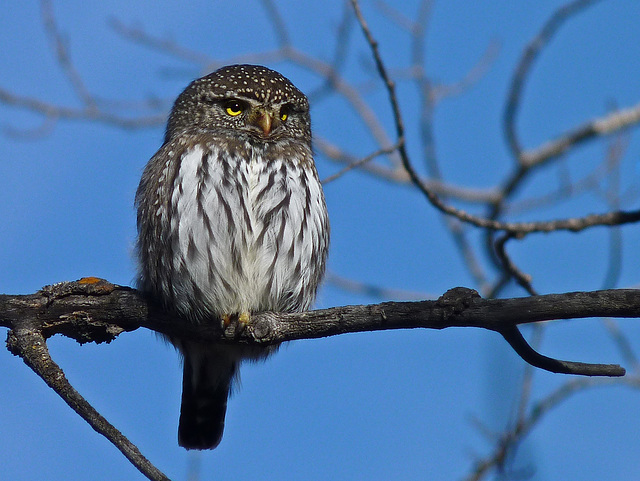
<box><xmin>224</xmin><ymin>100</ymin><xmax>244</xmax><ymax>117</ymax></box>
<box><xmin>280</xmin><ymin>106</ymin><xmax>291</xmax><ymax>122</ymax></box>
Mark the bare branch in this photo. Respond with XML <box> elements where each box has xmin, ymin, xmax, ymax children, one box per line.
<box><xmin>464</xmin><ymin>374</ymin><xmax>640</xmax><ymax>481</ymax></box>
<box><xmin>504</xmin><ymin>148</ymin><xmax>623</xmax><ymax>216</ymax></box>
<box><xmin>321</xmin><ymin>142</ymin><xmax>403</xmax><ymax>184</ymax></box>
<box><xmin>0</xmin><ymin>86</ymin><xmax>165</xmax><ymax>130</ymax></box>
<box><xmin>350</xmin><ymin>0</ymin><xmax>409</xmax><ymax>175</ymax></box>
<box><xmin>373</xmin><ymin>0</ymin><xmax>428</xmax><ymax>33</ymax></box>
<box><xmin>503</xmin><ymin>0</ymin><xmax>604</xmax><ymax>159</ymax></box>
<box><xmin>325</xmin><ymin>272</ymin><xmax>431</xmax><ymax>301</ymax></box>
<box><xmin>6</xmin><ymin>316</ymin><xmax>170</xmax><ymax>481</ymax></box>
<box><xmin>520</xmin><ymin>102</ymin><xmax>640</xmax><ymax>169</ymax></box>
<box><xmin>431</xmin><ymin>39</ymin><xmax>501</xmax><ymax>103</ymax></box>
<box><xmin>109</xmin><ymin>18</ymin><xmax>213</xmax><ymax>66</ymax></box>
<box><xmin>110</xmin><ymin>17</ymin><xmax>400</xmax><ymax>163</ymax></box>
<box><xmin>494</xmin><ymin>232</ymin><xmax>538</xmax><ymax>296</ymax></box>
<box><xmin>500</xmin><ymin>325</ymin><xmax>622</xmax><ymax>376</ymax></box>
<box><xmin>315</xmin><ymin>136</ymin><xmax>410</xmax><ymax>182</ymax></box>
<box><xmin>40</xmin><ymin>0</ymin><xmax>96</xmax><ymax>109</ymax></box>
<box><xmin>316</xmin><ymin>135</ymin><xmax>501</xmax><ymax>202</ymax></box>
<box><xmin>350</xmin><ymin>0</ymin><xmax>640</xmax><ymax>240</ymax></box>
<box><xmin>2</xmin><ymin>279</ymin><xmax>637</xmax><ymax>377</ymax></box>
<box><xmin>4</xmin><ymin>279</ymin><xmax>635</xmax><ymax>477</ymax></box>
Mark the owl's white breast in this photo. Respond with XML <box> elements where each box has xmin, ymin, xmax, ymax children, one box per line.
<box><xmin>169</xmin><ymin>143</ymin><xmax>327</xmax><ymax>320</ymax></box>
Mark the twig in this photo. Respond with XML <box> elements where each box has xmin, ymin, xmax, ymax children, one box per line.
<box><xmin>40</xmin><ymin>0</ymin><xmax>96</xmax><ymax>109</ymax></box>
<box><xmin>325</xmin><ymin>272</ymin><xmax>431</xmax><ymax>301</ymax></box>
<box><xmin>315</xmin><ymin>136</ymin><xmax>409</xmax><ymax>182</ymax></box>
<box><xmin>321</xmin><ymin>142</ymin><xmax>402</xmax><ymax>184</ymax></box>
<box><xmin>373</xmin><ymin>0</ymin><xmax>425</xmax><ymax>33</ymax></box>
<box><xmin>350</xmin><ymin>0</ymin><xmax>409</xmax><ymax>177</ymax></box>
<box><xmin>109</xmin><ymin>18</ymin><xmax>213</xmax><ymax>66</ymax></box>
<box><xmin>308</xmin><ymin>2</ymin><xmax>354</xmax><ymax>101</ymax></box>
<box><xmin>260</xmin><ymin>0</ymin><xmax>290</xmax><ymax>47</ymax></box>
<box><xmin>484</xmin><ymin>0</ymin><xmax>637</xmax><ymax>282</ymax></box>
<box><xmin>494</xmin><ymin>233</ymin><xmax>537</xmax><ymax>296</ymax></box>
<box><xmin>503</xmin><ymin>0</ymin><xmax>604</xmax><ymax>159</ymax></box>
<box><xmin>109</xmin><ymin>18</ymin><xmax>400</xmax><ymax>161</ymax></box>
<box><xmin>464</xmin><ymin>374</ymin><xmax>640</xmax><ymax>481</ymax></box>
<box><xmin>520</xmin><ymin>102</ymin><xmax>640</xmax><ymax>169</ymax></box>
<box><xmin>504</xmin><ymin>152</ymin><xmax>620</xmax><ymax>216</ymax></box>
<box><xmin>399</xmin><ymin>0</ymin><xmax>494</xmax><ymax>291</ymax></box>
<box><xmin>0</xmin><ymin>86</ymin><xmax>165</xmax><ymax>129</ymax></box>
<box><xmin>316</xmin><ymin>136</ymin><xmax>501</xmax><ymax>202</ymax></box>
<box><xmin>447</xmin><ymin>190</ymin><xmax>640</xmax><ymax>235</ymax></box>
<box><xmin>431</xmin><ymin>40</ymin><xmax>500</xmax><ymax>103</ymax></box>
<box><xmin>448</xmin><ymin>219</ymin><xmax>492</xmax><ymax>295</ymax></box>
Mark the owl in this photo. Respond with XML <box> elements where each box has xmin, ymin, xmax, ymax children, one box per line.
<box><xmin>135</xmin><ymin>64</ymin><xmax>329</xmax><ymax>449</ymax></box>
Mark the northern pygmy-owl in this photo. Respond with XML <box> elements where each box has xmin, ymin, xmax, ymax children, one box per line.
<box><xmin>136</xmin><ymin>64</ymin><xmax>329</xmax><ymax>450</ymax></box>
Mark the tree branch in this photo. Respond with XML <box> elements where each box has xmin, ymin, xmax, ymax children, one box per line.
<box><xmin>503</xmin><ymin>0</ymin><xmax>604</xmax><ymax>159</ymax></box>
<box><xmin>2</xmin><ymin>278</ymin><xmax>637</xmax><ymax>478</ymax></box>
<box><xmin>464</xmin><ymin>374</ymin><xmax>640</xmax><ymax>481</ymax></box>
<box><xmin>519</xmin><ymin>102</ymin><xmax>640</xmax><ymax>169</ymax></box>
<box><xmin>2</xmin><ymin>278</ymin><xmax>637</xmax><ymax>377</ymax></box>
<box><xmin>349</xmin><ymin>0</ymin><xmax>640</xmax><ymax>240</ymax></box>
<box><xmin>499</xmin><ymin>326</ymin><xmax>622</xmax><ymax>376</ymax></box>
<box><xmin>5</xmin><ymin>311</ymin><xmax>170</xmax><ymax>481</ymax></box>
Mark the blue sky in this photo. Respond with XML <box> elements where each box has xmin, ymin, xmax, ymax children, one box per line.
<box><xmin>1</xmin><ymin>1</ymin><xmax>640</xmax><ymax>480</ymax></box>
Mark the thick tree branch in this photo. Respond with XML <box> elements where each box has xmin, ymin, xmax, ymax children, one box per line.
<box><xmin>2</xmin><ymin>278</ymin><xmax>636</xmax><ymax>479</ymax></box>
<box><xmin>2</xmin><ymin>279</ymin><xmax>637</xmax><ymax>377</ymax></box>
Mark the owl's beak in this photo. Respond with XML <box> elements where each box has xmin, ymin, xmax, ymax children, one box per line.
<box><xmin>251</xmin><ymin>109</ymin><xmax>275</xmax><ymax>137</ymax></box>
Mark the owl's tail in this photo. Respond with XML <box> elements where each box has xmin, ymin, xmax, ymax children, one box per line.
<box><xmin>178</xmin><ymin>346</ymin><xmax>237</xmax><ymax>450</ymax></box>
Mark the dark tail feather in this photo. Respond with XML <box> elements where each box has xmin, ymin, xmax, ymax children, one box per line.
<box><xmin>178</xmin><ymin>349</ymin><xmax>236</xmax><ymax>450</ymax></box>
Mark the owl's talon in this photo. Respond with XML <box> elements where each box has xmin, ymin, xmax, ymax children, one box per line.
<box><xmin>238</xmin><ymin>311</ymin><xmax>251</xmax><ymax>328</ymax></box>
<box><xmin>221</xmin><ymin>313</ymin><xmax>232</xmax><ymax>329</ymax></box>
<box><xmin>221</xmin><ymin>312</ymin><xmax>251</xmax><ymax>336</ymax></box>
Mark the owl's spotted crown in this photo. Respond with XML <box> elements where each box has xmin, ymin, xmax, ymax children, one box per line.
<box><xmin>198</xmin><ymin>64</ymin><xmax>308</xmax><ymax>106</ymax></box>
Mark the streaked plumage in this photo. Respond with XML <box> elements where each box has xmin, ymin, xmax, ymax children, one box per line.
<box><xmin>136</xmin><ymin>64</ymin><xmax>329</xmax><ymax>449</ymax></box>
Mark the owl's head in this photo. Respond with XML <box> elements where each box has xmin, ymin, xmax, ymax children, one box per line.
<box><xmin>165</xmin><ymin>64</ymin><xmax>311</xmax><ymax>145</ymax></box>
